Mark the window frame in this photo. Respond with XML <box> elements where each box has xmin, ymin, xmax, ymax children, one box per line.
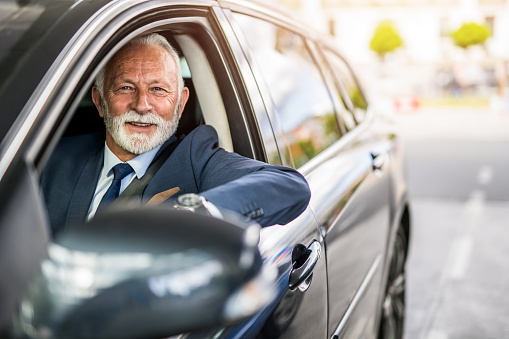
<box><xmin>321</xmin><ymin>46</ymin><xmax>370</xmax><ymax>126</ymax></box>
<box><xmin>227</xmin><ymin>11</ymin><xmax>345</xmax><ymax>169</ymax></box>
<box><xmin>21</xmin><ymin>4</ymin><xmax>260</xmax><ymax>176</ymax></box>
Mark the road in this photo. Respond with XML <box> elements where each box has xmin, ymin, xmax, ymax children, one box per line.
<box><xmin>392</xmin><ymin>107</ymin><xmax>509</xmax><ymax>339</ymax></box>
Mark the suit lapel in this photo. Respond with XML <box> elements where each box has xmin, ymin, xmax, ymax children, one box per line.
<box><xmin>65</xmin><ymin>149</ymin><xmax>103</xmax><ymax>228</ymax></box>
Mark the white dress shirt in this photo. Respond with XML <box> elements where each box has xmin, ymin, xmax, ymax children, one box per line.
<box><xmin>87</xmin><ymin>143</ymin><xmax>162</xmax><ymax>220</ymax></box>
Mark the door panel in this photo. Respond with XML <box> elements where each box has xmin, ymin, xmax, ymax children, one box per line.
<box><xmin>215</xmin><ymin>9</ymin><xmax>329</xmax><ymax>338</ymax></box>
<box><xmin>255</xmin><ymin>210</ymin><xmax>327</xmax><ymax>339</ymax></box>
<box><xmin>307</xmin><ymin>132</ymin><xmax>392</xmax><ymax>338</ymax></box>
<box><xmin>0</xmin><ymin>161</ymin><xmax>50</xmax><ymax>329</ymax></box>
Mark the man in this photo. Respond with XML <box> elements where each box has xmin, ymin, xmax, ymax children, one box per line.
<box><xmin>42</xmin><ymin>33</ymin><xmax>310</xmax><ymax>236</ymax></box>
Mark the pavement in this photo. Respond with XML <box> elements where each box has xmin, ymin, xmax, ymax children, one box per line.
<box><xmin>389</xmin><ymin>106</ymin><xmax>509</xmax><ymax>339</ymax></box>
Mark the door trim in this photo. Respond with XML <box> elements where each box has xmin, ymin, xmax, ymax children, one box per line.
<box><xmin>331</xmin><ymin>254</ymin><xmax>382</xmax><ymax>339</ymax></box>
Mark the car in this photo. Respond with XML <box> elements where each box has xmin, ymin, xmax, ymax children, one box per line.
<box><xmin>0</xmin><ymin>0</ymin><xmax>411</xmax><ymax>338</ymax></box>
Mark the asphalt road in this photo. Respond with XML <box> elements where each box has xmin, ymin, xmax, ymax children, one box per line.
<box><xmin>392</xmin><ymin>107</ymin><xmax>509</xmax><ymax>339</ymax></box>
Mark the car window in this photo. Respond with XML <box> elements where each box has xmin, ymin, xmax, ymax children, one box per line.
<box><xmin>36</xmin><ymin>20</ymin><xmax>250</xmax><ymax>237</ymax></box>
<box><xmin>69</xmin><ymin>54</ymin><xmax>203</xmax><ymax>136</ymax></box>
<box><xmin>59</xmin><ymin>30</ymin><xmax>238</xmax><ymax>154</ymax></box>
<box><xmin>323</xmin><ymin>49</ymin><xmax>368</xmax><ymax>124</ymax></box>
<box><xmin>311</xmin><ymin>43</ymin><xmax>356</xmax><ymax>132</ymax></box>
<box><xmin>233</xmin><ymin>13</ymin><xmax>341</xmax><ymax>168</ymax></box>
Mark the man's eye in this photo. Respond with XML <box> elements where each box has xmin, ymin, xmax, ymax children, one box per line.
<box><xmin>115</xmin><ymin>86</ymin><xmax>132</xmax><ymax>92</ymax></box>
<box><xmin>153</xmin><ymin>87</ymin><xmax>162</xmax><ymax>91</ymax></box>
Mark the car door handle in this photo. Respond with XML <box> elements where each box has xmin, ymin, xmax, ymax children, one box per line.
<box><xmin>371</xmin><ymin>152</ymin><xmax>385</xmax><ymax>171</ymax></box>
<box><xmin>289</xmin><ymin>241</ymin><xmax>321</xmax><ymax>291</ymax></box>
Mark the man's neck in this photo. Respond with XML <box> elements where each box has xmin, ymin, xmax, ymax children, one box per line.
<box><xmin>105</xmin><ymin>137</ymin><xmax>137</xmax><ymax>162</ymax></box>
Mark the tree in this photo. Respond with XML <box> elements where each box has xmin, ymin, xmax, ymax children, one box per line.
<box><xmin>369</xmin><ymin>21</ymin><xmax>404</xmax><ymax>61</ymax></box>
<box><xmin>451</xmin><ymin>22</ymin><xmax>491</xmax><ymax>49</ymax></box>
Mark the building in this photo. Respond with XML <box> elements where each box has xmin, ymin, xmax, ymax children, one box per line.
<box><xmin>276</xmin><ymin>0</ymin><xmax>509</xmax><ymax>109</ymax></box>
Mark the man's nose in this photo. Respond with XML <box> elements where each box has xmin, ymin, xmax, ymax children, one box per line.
<box><xmin>133</xmin><ymin>90</ymin><xmax>152</xmax><ymax>114</ymax></box>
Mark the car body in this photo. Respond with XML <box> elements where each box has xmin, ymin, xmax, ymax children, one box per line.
<box><xmin>0</xmin><ymin>0</ymin><xmax>411</xmax><ymax>338</ymax></box>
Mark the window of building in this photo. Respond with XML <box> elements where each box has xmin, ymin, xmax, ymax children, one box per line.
<box><xmin>485</xmin><ymin>16</ymin><xmax>495</xmax><ymax>36</ymax></box>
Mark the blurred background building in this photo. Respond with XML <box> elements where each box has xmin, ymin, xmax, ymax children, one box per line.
<box><xmin>275</xmin><ymin>0</ymin><xmax>509</xmax><ymax>114</ymax></box>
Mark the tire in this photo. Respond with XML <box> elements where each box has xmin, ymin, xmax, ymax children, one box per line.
<box><xmin>378</xmin><ymin>225</ymin><xmax>407</xmax><ymax>339</ymax></box>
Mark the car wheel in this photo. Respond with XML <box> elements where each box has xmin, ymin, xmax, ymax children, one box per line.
<box><xmin>379</xmin><ymin>225</ymin><xmax>407</xmax><ymax>339</ymax></box>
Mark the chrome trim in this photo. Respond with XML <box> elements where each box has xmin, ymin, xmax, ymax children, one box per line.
<box><xmin>211</xmin><ymin>6</ymin><xmax>260</xmax><ymax>158</ymax></box>
<box><xmin>0</xmin><ymin>0</ymin><xmax>143</xmax><ymax>179</ymax></box>
<box><xmin>218</xmin><ymin>0</ymin><xmax>315</xmax><ymax>40</ymax></box>
<box><xmin>331</xmin><ymin>254</ymin><xmax>381</xmax><ymax>339</ymax></box>
<box><xmin>220</xmin><ymin>7</ymin><xmax>291</xmax><ymax>165</ymax></box>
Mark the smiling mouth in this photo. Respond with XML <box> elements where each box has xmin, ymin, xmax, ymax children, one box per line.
<box><xmin>128</xmin><ymin>122</ymin><xmax>154</xmax><ymax>127</ymax></box>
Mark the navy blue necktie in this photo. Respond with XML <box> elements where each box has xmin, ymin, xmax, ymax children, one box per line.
<box><xmin>97</xmin><ymin>163</ymin><xmax>134</xmax><ymax>212</ymax></box>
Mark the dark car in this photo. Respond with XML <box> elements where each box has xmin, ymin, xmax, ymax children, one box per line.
<box><xmin>0</xmin><ymin>0</ymin><xmax>411</xmax><ymax>338</ymax></box>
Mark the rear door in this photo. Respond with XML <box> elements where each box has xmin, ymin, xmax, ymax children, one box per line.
<box><xmin>223</xmin><ymin>8</ymin><xmax>394</xmax><ymax>339</ymax></box>
<box><xmin>309</xmin><ymin>45</ymin><xmax>394</xmax><ymax>339</ymax></box>
<box><xmin>215</xmin><ymin>6</ymin><xmax>329</xmax><ymax>339</ymax></box>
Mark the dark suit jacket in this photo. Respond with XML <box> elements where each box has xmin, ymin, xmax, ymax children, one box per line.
<box><xmin>41</xmin><ymin>125</ymin><xmax>310</xmax><ymax>235</ymax></box>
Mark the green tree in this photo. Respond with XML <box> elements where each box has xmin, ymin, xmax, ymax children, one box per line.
<box><xmin>451</xmin><ymin>22</ymin><xmax>491</xmax><ymax>49</ymax></box>
<box><xmin>369</xmin><ymin>21</ymin><xmax>404</xmax><ymax>61</ymax></box>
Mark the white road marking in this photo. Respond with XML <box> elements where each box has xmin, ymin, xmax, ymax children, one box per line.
<box><xmin>449</xmin><ymin>190</ymin><xmax>486</xmax><ymax>280</ymax></box>
<box><xmin>449</xmin><ymin>236</ymin><xmax>473</xmax><ymax>280</ymax></box>
<box><xmin>477</xmin><ymin>165</ymin><xmax>493</xmax><ymax>186</ymax></box>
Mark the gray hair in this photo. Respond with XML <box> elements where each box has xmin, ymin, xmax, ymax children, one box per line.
<box><xmin>94</xmin><ymin>33</ymin><xmax>184</xmax><ymax>98</ymax></box>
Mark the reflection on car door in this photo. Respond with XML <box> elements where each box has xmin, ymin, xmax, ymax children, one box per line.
<box><xmin>307</xmin><ymin>132</ymin><xmax>392</xmax><ymax>338</ymax></box>
<box><xmin>225</xmin><ymin>9</ymin><xmax>393</xmax><ymax>339</ymax></box>
<box><xmin>215</xmin><ymin>8</ymin><xmax>329</xmax><ymax>338</ymax></box>
<box><xmin>0</xmin><ymin>161</ymin><xmax>50</xmax><ymax>329</ymax></box>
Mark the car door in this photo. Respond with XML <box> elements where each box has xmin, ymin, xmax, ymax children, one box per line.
<box><xmin>308</xmin><ymin>45</ymin><xmax>394</xmax><ymax>339</ymax></box>
<box><xmin>212</xmin><ymin>6</ymin><xmax>329</xmax><ymax>339</ymax></box>
<box><xmin>223</xmin><ymin>7</ymin><xmax>393</xmax><ymax>339</ymax></box>
<box><xmin>0</xmin><ymin>160</ymin><xmax>50</xmax><ymax>330</ymax></box>
<box><xmin>0</xmin><ymin>0</ymin><xmax>106</xmax><ymax>330</ymax></box>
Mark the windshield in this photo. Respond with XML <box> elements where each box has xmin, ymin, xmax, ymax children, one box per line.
<box><xmin>0</xmin><ymin>2</ymin><xmax>44</xmax><ymax>41</ymax></box>
<box><xmin>0</xmin><ymin>0</ymin><xmax>76</xmax><ymax>146</ymax></box>
<box><xmin>0</xmin><ymin>0</ymin><xmax>69</xmax><ymax>87</ymax></box>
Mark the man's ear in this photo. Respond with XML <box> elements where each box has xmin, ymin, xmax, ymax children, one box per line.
<box><xmin>91</xmin><ymin>86</ymin><xmax>105</xmax><ymax>118</ymax></box>
<box><xmin>178</xmin><ymin>87</ymin><xmax>190</xmax><ymax>119</ymax></box>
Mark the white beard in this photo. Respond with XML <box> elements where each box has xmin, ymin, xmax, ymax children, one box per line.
<box><xmin>103</xmin><ymin>106</ymin><xmax>180</xmax><ymax>155</ymax></box>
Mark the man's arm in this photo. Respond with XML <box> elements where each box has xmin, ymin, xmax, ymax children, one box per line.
<box><xmin>189</xmin><ymin>125</ymin><xmax>311</xmax><ymax>226</ymax></box>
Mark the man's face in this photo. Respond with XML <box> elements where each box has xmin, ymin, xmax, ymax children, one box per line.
<box><xmin>92</xmin><ymin>43</ymin><xmax>189</xmax><ymax>161</ymax></box>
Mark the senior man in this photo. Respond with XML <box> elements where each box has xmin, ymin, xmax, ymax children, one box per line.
<box><xmin>41</xmin><ymin>33</ymin><xmax>310</xmax><ymax>236</ymax></box>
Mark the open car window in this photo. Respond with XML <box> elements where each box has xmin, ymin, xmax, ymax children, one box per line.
<box><xmin>26</xmin><ymin>9</ymin><xmax>257</xmax><ymax>241</ymax></box>
<box><xmin>232</xmin><ymin>13</ymin><xmax>342</xmax><ymax>168</ymax></box>
<box><xmin>64</xmin><ymin>34</ymin><xmax>232</xmax><ymax>151</ymax></box>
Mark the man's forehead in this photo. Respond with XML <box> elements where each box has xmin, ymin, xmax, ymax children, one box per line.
<box><xmin>106</xmin><ymin>44</ymin><xmax>177</xmax><ymax>82</ymax></box>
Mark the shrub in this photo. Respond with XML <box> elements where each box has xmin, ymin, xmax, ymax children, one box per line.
<box><xmin>451</xmin><ymin>22</ymin><xmax>491</xmax><ymax>49</ymax></box>
<box><xmin>369</xmin><ymin>21</ymin><xmax>404</xmax><ymax>60</ymax></box>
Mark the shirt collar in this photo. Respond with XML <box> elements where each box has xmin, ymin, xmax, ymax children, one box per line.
<box><xmin>103</xmin><ymin>143</ymin><xmax>162</xmax><ymax>179</ymax></box>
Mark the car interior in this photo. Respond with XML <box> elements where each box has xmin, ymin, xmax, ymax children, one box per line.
<box><xmin>63</xmin><ymin>31</ymin><xmax>235</xmax><ymax>153</ymax></box>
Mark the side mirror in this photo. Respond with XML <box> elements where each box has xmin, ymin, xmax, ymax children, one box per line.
<box><xmin>7</xmin><ymin>207</ymin><xmax>275</xmax><ymax>339</ymax></box>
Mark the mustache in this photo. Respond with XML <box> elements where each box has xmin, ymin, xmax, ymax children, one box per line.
<box><xmin>117</xmin><ymin>110</ymin><xmax>166</xmax><ymax>125</ymax></box>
